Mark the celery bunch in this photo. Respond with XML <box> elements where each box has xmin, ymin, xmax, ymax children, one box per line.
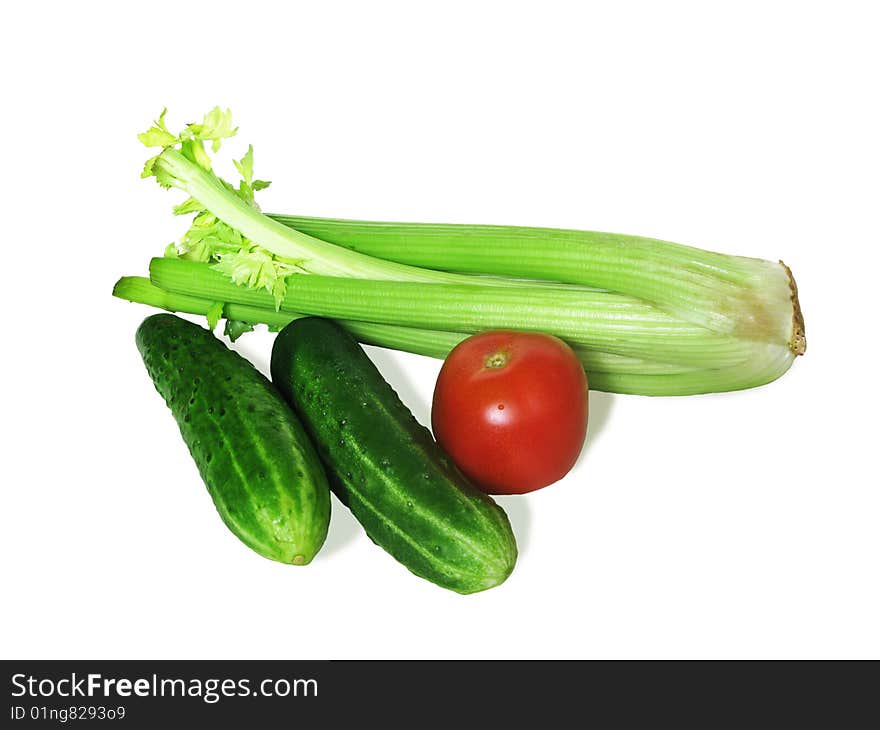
<box><xmin>113</xmin><ymin>108</ymin><xmax>805</xmax><ymax>395</ymax></box>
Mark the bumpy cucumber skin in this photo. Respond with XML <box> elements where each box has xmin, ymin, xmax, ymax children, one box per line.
<box><xmin>135</xmin><ymin>314</ymin><xmax>330</xmax><ymax>565</ymax></box>
<box><xmin>270</xmin><ymin>317</ymin><xmax>517</xmax><ymax>594</ymax></box>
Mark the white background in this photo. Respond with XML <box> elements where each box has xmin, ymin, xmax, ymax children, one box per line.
<box><xmin>2</xmin><ymin>1</ymin><xmax>877</xmax><ymax>659</ymax></box>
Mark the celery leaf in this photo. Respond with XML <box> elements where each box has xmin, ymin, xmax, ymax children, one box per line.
<box><xmin>138</xmin><ymin>109</ymin><xmax>177</xmax><ymax>148</ymax></box>
<box><xmin>211</xmin><ymin>249</ymin><xmax>301</xmax><ymax>309</ymax></box>
<box><xmin>206</xmin><ymin>301</ymin><xmax>225</xmax><ymax>331</ymax></box>
<box><xmin>140</xmin><ymin>108</ymin><xmax>294</xmax><ymax>330</ymax></box>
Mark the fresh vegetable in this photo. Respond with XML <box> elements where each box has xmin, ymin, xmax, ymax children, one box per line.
<box><xmin>432</xmin><ymin>331</ymin><xmax>588</xmax><ymax>494</ymax></box>
<box><xmin>150</xmin><ymin>257</ymin><xmax>765</xmax><ymax>368</ymax></box>
<box><xmin>114</xmin><ymin>276</ymin><xmax>796</xmax><ymax>396</ymax></box>
<box><xmin>269</xmin><ymin>317</ymin><xmax>517</xmax><ymax>594</ymax></box>
<box><xmin>138</xmin><ymin>109</ymin><xmax>473</xmax><ymax>299</ymax></box>
<box><xmin>116</xmin><ymin>107</ymin><xmax>805</xmax><ymax>397</ymax></box>
<box><xmin>135</xmin><ymin>313</ymin><xmax>331</xmax><ymax>564</ymax></box>
<box><xmin>269</xmin><ymin>214</ymin><xmax>807</xmax><ymax>347</ymax></box>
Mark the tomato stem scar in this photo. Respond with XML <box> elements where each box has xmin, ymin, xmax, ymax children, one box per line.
<box><xmin>484</xmin><ymin>350</ymin><xmax>510</xmax><ymax>369</ymax></box>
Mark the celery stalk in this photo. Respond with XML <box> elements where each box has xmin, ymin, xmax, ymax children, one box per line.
<box><xmin>148</xmin><ymin>258</ymin><xmax>783</xmax><ymax>370</ymax></box>
<box><xmin>113</xmin><ymin>276</ymin><xmax>695</xmax><ymax>374</ymax></box>
<box><xmin>270</xmin><ymin>213</ymin><xmax>805</xmax><ymax>352</ymax></box>
<box><xmin>113</xmin><ymin>277</ymin><xmax>789</xmax><ymax>395</ymax></box>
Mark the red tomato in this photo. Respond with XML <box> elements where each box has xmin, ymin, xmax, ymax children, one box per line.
<box><xmin>431</xmin><ymin>331</ymin><xmax>588</xmax><ymax>495</ymax></box>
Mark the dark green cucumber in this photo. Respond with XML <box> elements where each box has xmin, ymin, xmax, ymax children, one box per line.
<box><xmin>135</xmin><ymin>313</ymin><xmax>330</xmax><ymax>564</ymax></box>
<box><xmin>270</xmin><ymin>317</ymin><xmax>517</xmax><ymax>593</ymax></box>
